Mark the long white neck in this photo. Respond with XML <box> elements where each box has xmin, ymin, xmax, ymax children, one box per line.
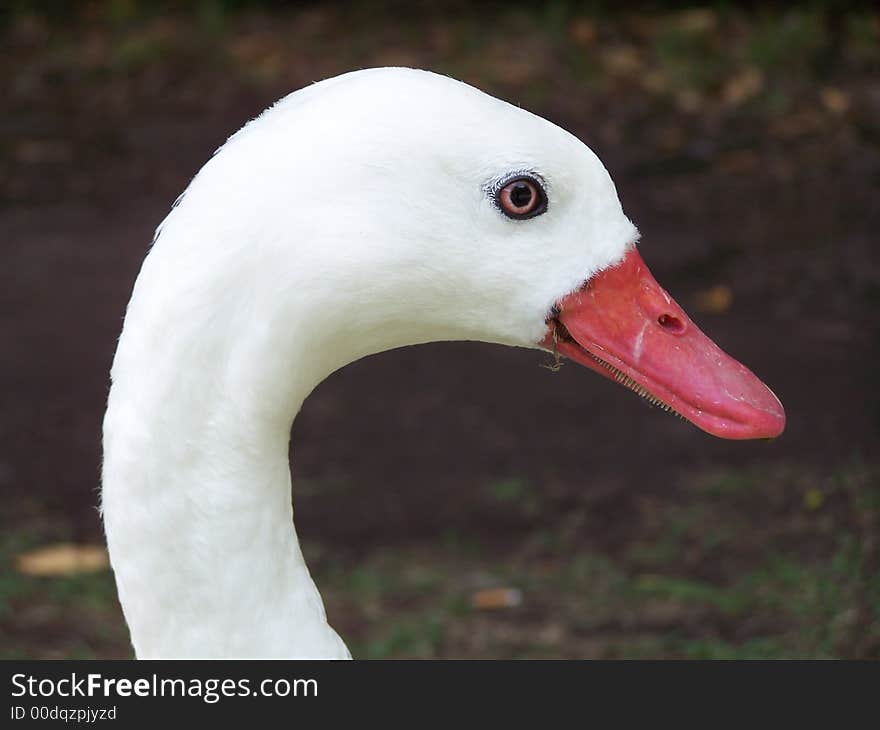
<box><xmin>101</xmin><ymin>231</ymin><xmax>359</xmax><ymax>659</ymax></box>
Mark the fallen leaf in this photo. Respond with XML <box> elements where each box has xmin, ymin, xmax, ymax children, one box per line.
<box><xmin>569</xmin><ymin>17</ymin><xmax>596</xmax><ymax>46</ymax></box>
<box><xmin>16</xmin><ymin>543</ymin><xmax>109</xmax><ymax>577</ymax></box>
<box><xmin>536</xmin><ymin>622</ymin><xmax>565</xmax><ymax>644</ymax></box>
<box><xmin>694</xmin><ymin>284</ymin><xmax>733</xmax><ymax>313</ymax></box>
<box><xmin>675</xmin><ymin>89</ymin><xmax>703</xmax><ymax>113</ymax></box>
<box><xmin>722</xmin><ymin>68</ymin><xmax>764</xmax><ymax>107</ymax></box>
<box><xmin>820</xmin><ymin>87</ymin><xmax>850</xmax><ymax>115</ymax></box>
<box><xmin>601</xmin><ymin>45</ymin><xmax>642</xmax><ymax>77</ymax></box>
<box><xmin>672</xmin><ymin>8</ymin><xmax>718</xmax><ymax>34</ymax></box>
<box><xmin>641</xmin><ymin>68</ymin><xmax>669</xmax><ymax>94</ymax></box>
<box><xmin>471</xmin><ymin>587</ymin><xmax>523</xmax><ymax>610</ymax></box>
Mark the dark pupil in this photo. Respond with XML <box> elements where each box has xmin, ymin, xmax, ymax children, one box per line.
<box><xmin>509</xmin><ymin>182</ymin><xmax>533</xmax><ymax>208</ymax></box>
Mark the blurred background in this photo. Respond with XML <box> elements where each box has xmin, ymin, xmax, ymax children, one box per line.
<box><xmin>1</xmin><ymin>0</ymin><xmax>878</xmax><ymax>658</ymax></box>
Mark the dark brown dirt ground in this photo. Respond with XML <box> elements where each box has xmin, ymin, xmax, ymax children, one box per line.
<box><xmin>1</xmin><ymin>5</ymin><xmax>878</xmax><ymax>658</ymax></box>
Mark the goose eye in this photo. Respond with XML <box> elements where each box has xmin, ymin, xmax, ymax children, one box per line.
<box><xmin>497</xmin><ymin>177</ymin><xmax>547</xmax><ymax>219</ymax></box>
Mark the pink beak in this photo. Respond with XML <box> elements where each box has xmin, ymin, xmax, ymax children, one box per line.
<box><xmin>543</xmin><ymin>247</ymin><xmax>785</xmax><ymax>440</ymax></box>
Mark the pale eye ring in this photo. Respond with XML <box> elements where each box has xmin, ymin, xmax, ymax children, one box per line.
<box><xmin>496</xmin><ymin>175</ymin><xmax>547</xmax><ymax>219</ymax></box>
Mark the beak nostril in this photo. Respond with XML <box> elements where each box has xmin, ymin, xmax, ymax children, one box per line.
<box><xmin>658</xmin><ymin>313</ymin><xmax>685</xmax><ymax>333</ymax></box>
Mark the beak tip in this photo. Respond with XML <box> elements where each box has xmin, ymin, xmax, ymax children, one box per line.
<box><xmin>769</xmin><ymin>411</ymin><xmax>787</xmax><ymax>439</ymax></box>
<box><xmin>757</xmin><ymin>385</ymin><xmax>786</xmax><ymax>439</ymax></box>
<box><xmin>741</xmin><ymin>400</ymin><xmax>785</xmax><ymax>441</ymax></box>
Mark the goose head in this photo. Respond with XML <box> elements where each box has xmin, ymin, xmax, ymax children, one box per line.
<box><xmin>159</xmin><ymin>67</ymin><xmax>782</xmax><ymax>438</ymax></box>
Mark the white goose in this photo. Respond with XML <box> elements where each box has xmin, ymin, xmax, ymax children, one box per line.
<box><xmin>102</xmin><ymin>68</ymin><xmax>785</xmax><ymax>659</ymax></box>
